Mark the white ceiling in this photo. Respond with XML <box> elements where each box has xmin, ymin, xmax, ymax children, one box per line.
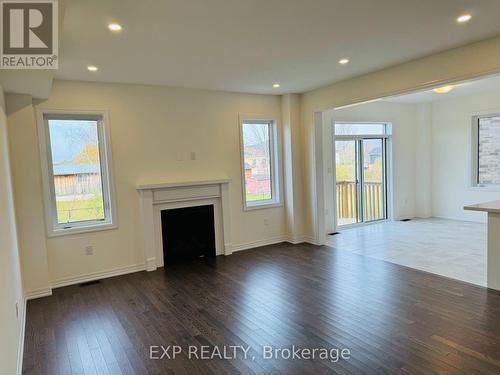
<box><xmin>383</xmin><ymin>74</ymin><xmax>500</xmax><ymax>103</ymax></box>
<box><xmin>56</xmin><ymin>0</ymin><xmax>500</xmax><ymax>94</ymax></box>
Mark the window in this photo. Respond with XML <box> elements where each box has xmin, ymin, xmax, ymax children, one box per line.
<box><xmin>240</xmin><ymin>119</ymin><xmax>281</xmax><ymax>209</ymax></box>
<box><xmin>472</xmin><ymin>113</ymin><xmax>500</xmax><ymax>188</ymax></box>
<box><xmin>335</xmin><ymin>122</ymin><xmax>390</xmax><ymax>136</ymax></box>
<box><xmin>333</xmin><ymin>122</ymin><xmax>390</xmax><ymax>227</ymax></box>
<box><xmin>38</xmin><ymin>111</ymin><xmax>116</xmax><ymax>236</ymax></box>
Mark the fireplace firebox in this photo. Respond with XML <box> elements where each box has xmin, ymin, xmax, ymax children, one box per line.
<box><xmin>161</xmin><ymin>205</ymin><xmax>216</xmax><ymax>265</ymax></box>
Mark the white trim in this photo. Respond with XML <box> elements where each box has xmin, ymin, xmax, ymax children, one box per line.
<box><xmin>36</xmin><ymin>109</ymin><xmax>118</xmax><ymax>237</ymax></box>
<box><xmin>153</xmin><ymin>198</ymin><xmax>224</xmax><ymax>267</ymax></box>
<box><xmin>287</xmin><ymin>235</ymin><xmax>306</xmax><ymax>244</ymax></box>
<box><xmin>231</xmin><ymin>235</ymin><xmax>318</xmax><ymax>252</ymax></box>
<box><xmin>137</xmin><ymin>178</ymin><xmax>230</xmax><ymax>190</ymax></box>
<box><xmin>331</xmin><ymin>120</ymin><xmax>393</xmax><ymax>232</ymax></box>
<box><xmin>51</xmin><ymin>262</ymin><xmax>146</xmax><ymax>289</ymax></box>
<box><xmin>138</xmin><ymin>180</ymin><xmax>233</xmax><ymax>269</ymax></box>
<box><xmin>470</xmin><ymin>110</ymin><xmax>500</xmax><ymax>190</ymax></box>
<box><xmin>24</xmin><ymin>287</ymin><xmax>53</xmax><ymax>300</ymax></box>
<box><xmin>146</xmin><ymin>257</ymin><xmax>157</xmax><ymax>270</ymax></box>
<box><xmin>232</xmin><ymin>236</ymin><xmax>288</xmax><ymax>252</ymax></box>
<box><xmin>312</xmin><ymin>112</ymin><xmax>325</xmax><ymax>245</ymax></box>
<box><xmin>239</xmin><ymin>115</ymin><xmax>283</xmax><ymax>211</ymax></box>
<box><xmin>302</xmin><ymin>235</ymin><xmax>321</xmax><ymax>245</ymax></box>
<box><xmin>16</xmin><ymin>297</ymin><xmax>26</xmax><ymax>375</ymax></box>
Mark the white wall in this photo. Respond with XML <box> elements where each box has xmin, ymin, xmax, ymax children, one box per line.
<box><xmin>431</xmin><ymin>89</ymin><xmax>500</xmax><ymax>222</ymax></box>
<box><xmin>0</xmin><ymin>86</ymin><xmax>25</xmax><ymax>375</ymax></box>
<box><xmin>323</xmin><ymin>101</ymin><xmax>417</xmax><ymax>231</ymax></box>
<box><xmin>8</xmin><ymin>80</ymin><xmax>287</xmax><ymax>291</ymax></box>
<box><xmin>415</xmin><ymin>103</ymin><xmax>432</xmax><ymax>218</ymax></box>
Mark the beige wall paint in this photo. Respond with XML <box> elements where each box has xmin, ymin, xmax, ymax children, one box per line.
<box><xmin>0</xmin><ymin>87</ymin><xmax>25</xmax><ymax>375</ymax></box>
<box><xmin>281</xmin><ymin>94</ymin><xmax>304</xmax><ymax>242</ymax></box>
<box><xmin>7</xmin><ymin>94</ymin><xmax>51</xmax><ymax>294</ymax></box>
<box><xmin>301</xmin><ymin>34</ymin><xmax>500</xmax><ymax>239</ymax></box>
<box><xmin>8</xmin><ymin>80</ymin><xmax>286</xmax><ymax>289</ymax></box>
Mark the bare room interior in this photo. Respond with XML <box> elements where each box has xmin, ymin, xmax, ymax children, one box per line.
<box><xmin>1</xmin><ymin>1</ymin><xmax>500</xmax><ymax>374</ymax></box>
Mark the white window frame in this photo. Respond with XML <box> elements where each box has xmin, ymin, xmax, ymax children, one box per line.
<box><xmin>37</xmin><ymin>109</ymin><xmax>117</xmax><ymax>237</ymax></box>
<box><xmin>332</xmin><ymin>121</ymin><xmax>393</xmax><ymax>229</ymax></box>
<box><xmin>470</xmin><ymin>112</ymin><xmax>500</xmax><ymax>191</ymax></box>
<box><xmin>239</xmin><ymin>117</ymin><xmax>282</xmax><ymax>210</ymax></box>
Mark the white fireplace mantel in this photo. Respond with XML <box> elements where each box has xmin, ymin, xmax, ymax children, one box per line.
<box><xmin>137</xmin><ymin>178</ymin><xmax>232</xmax><ymax>271</ymax></box>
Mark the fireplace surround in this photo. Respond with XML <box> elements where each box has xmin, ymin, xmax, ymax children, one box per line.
<box><xmin>137</xmin><ymin>178</ymin><xmax>232</xmax><ymax>270</ymax></box>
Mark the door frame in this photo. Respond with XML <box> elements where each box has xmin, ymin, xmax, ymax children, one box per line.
<box><xmin>332</xmin><ymin>124</ymin><xmax>393</xmax><ymax>232</ymax></box>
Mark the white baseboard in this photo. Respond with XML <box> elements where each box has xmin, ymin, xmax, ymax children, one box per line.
<box><xmin>288</xmin><ymin>235</ymin><xmax>313</xmax><ymax>244</ymax></box>
<box><xmin>232</xmin><ymin>236</ymin><xmax>289</xmax><ymax>252</ymax></box>
<box><xmin>51</xmin><ymin>262</ymin><xmax>146</xmax><ymax>289</ymax></box>
<box><xmin>224</xmin><ymin>242</ymin><xmax>233</xmax><ymax>255</ymax></box>
<box><xmin>26</xmin><ymin>235</ymin><xmax>319</xmax><ymax>298</ymax></box>
<box><xmin>145</xmin><ymin>257</ymin><xmax>156</xmax><ymax>271</ymax></box>
<box><xmin>24</xmin><ymin>286</ymin><xmax>52</xmax><ymax>301</ymax></box>
<box><xmin>17</xmin><ymin>297</ymin><xmax>27</xmax><ymax>375</ymax></box>
<box><xmin>302</xmin><ymin>236</ymin><xmax>320</xmax><ymax>245</ymax></box>
<box><xmin>231</xmin><ymin>234</ymin><xmax>319</xmax><ymax>252</ymax></box>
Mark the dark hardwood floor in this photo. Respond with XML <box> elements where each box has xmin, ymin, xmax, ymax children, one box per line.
<box><xmin>23</xmin><ymin>243</ymin><xmax>500</xmax><ymax>374</ymax></box>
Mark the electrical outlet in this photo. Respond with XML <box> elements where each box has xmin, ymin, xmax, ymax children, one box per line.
<box><xmin>85</xmin><ymin>246</ymin><xmax>94</xmax><ymax>255</ymax></box>
<box><xmin>264</xmin><ymin>219</ymin><xmax>269</xmax><ymax>226</ymax></box>
<box><xmin>190</xmin><ymin>151</ymin><xmax>196</xmax><ymax>160</ymax></box>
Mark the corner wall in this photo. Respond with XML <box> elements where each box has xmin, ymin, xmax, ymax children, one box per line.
<box><xmin>6</xmin><ymin>94</ymin><xmax>51</xmax><ymax>297</ymax></box>
<box><xmin>0</xmin><ymin>86</ymin><xmax>25</xmax><ymax>375</ymax></box>
<box><xmin>8</xmin><ymin>80</ymin><xmax>287</xmax><ymax>291</ymax></box>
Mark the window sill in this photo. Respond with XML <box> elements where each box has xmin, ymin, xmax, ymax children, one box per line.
<box><xmin>469</xmin><ymin>186</ymin><xmax>500</xmax><ymax>193</ymax></box>
<box><xmin>243</xmin><ymin>201</ymin><xmax>283</xmax><ymax>211</ymax></box>
<box><xmin>47</xmin><ymin>222</ymin><xmax>118</xmax><ymax>238</ymax></box>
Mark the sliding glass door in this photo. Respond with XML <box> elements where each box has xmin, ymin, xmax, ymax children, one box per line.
<box><xmin>334</xmin><ymin>123</ymin><xmax>389</xmax><ymax>228</ymax></box>
<box><xmin>335</xmin><ymin>140</ymin><xmax>359</xmax><ymax>226</ymax></box>
<box><xmin>362</xmin><ymin>138</ymin><xmax>386</xmax><ymax>222</ymax></box>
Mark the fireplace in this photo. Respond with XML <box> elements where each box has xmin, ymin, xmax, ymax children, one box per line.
<box><xmin>161</xmin><ymin>205</ymin><xmax>216</xmax><ymax>265</ymax></box>
<box><xmin>137</xmin><ymin>178</ymin><xmax>232</xmax><ymax>271</ymax></box>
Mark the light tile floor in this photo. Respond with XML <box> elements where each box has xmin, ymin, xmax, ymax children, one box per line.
<box><xmin>326</xmin><ymin>218</ymin><xmax>487</xmax><ymax>286</ymax></box>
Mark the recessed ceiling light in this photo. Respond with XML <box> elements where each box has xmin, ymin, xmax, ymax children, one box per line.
<box><xmin>87</xmin><ymin>65</ymin><xmax>98</xmax><ymax>72</ymax></box>
<box><xmin>339</xmin><ymin>58</ymin><xmax>349</xmax><ymax>65</ymax></box>
<box><xmin>457</xmin><ymin>14</ymin><xmax>471</xmax><ymax>23</ymax></box>
<box><xmin>108</xmin><ymin>23</ymin><xmax>122</xmax><ymax>31</ymax></box>
<box><xmin>273</xmin><ymin>83</ymin><xmax>280</xmax><ymax>88</ymax></box>
<box><xmin>433</xmin><ymin>85</ymin><xmax>454</xmax><ymax>94</ymax></box>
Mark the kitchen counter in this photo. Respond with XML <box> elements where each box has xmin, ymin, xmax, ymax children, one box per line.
<box><xmin>464</xmin><ymin>201</ymin><xmax>500</xmax><ymax>291</ymax></box>
<box><xmin>464</xmin><ymin>200</ymin><xmax>500</xmax><ymax>214</ymax></box>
